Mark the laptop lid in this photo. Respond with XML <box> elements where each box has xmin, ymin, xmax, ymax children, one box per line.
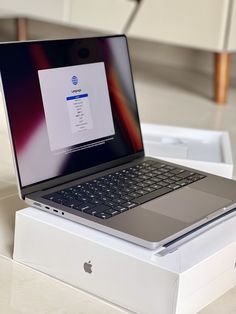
<box><xmin>0</xmin><ymin>35</ymin><xmax>144</xmax><ymax>198</ymax></box>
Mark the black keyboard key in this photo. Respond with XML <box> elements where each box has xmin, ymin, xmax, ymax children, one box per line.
<box><xmin>123</xmin><ymin>188</ymin><xmax>134</xmax><ymax>194</ymax></box>
<box><xmin>198</xmin><ymin>174</ymin><xmax>206</xmax><ymax>179</ymax></box>
<box><xmin>96</xmin><ymin>191</ymin><xmax>104</xmax><ymax>196</ymax></box>
<box><xmin>176</xmin><ymin>180</ymin><xmax>188</xmax><ymax>186</ymax></box>
<box><xmin>57</xmin><ymin>190</ymin><xmax>68</xmax><ymax>195</ymax></box>
<box><xmin>165</xmin><ymin>165</ymin><xmax>175</xmax><ymax>170</ymax></box>
<box><xmin>163</xmin><ymin>172</ymin><xmax>174</xmax><ymax>178</ymax></box>
<box><xmin>163</xmin><ymin>179</ymin><xmax>175</xmax><ymax>184</ymax></box>
<box><xmin>151</xmin><ymin>177</ymin><xmax>162</xmax><ymax>183</ymax></box>
<box><xmin>132</xmin><ymin>177</ymin><xmax>143</xmax><ymax>183</ymax></box>
<box><xmin>146</xmin><ymin>166</ymin><xmax>156</xmax><ymax>171</ymax></box>
<box><xmin>139</xmin><ymin>175</ymin><xmax>150</xmax><ymax>180</ymax></box>
<box><xmin>176</xmin><ymin>171</ymin><xmax>194</xmax><ymax>179</ymax></box>
<box><xmin>114</xmin><ymin>198</ymin><xmax>126</xmax><ymax>204</ymax></box>
<box><xmin>72</xmin><ymin>204</ymin><xmax>84</xmax><ymax>211</ymax></box>
<box><xmin>139</xmin><ymin>169</ymin><xmax>149</xmax><ymax>174</ymax></box>
<box><xmin>103</xmin><ymin>188</ymin><xmax>112</xmax><ymax>194</ymax></box>
<box><xmin>52</xmin><ymin>198</ymin><xmax>66</xmax><ymax>205</ymax></box>
<box><xmin>61</xmin><ymin>199</ymin><xmax>71</xmax><ymax>206</ymax></box>
<box><xmin>88</xmin><ymin>194</ymin><xmax>96</xmax><ymax>199</ymax></box>
<box><xmin>131</xmin><ymin>185</ymin><xmax>141</xmax><ymax>191</ymax></box>
<box><xmin>74</xmin><ymin>191</ymin><xmax>86</xmax><ymax>197</ymax></box>
<box><xmin>143</xmin><ymin>187</ymin><xmax>155</xmax><ymax>193</ymax></box>
<box><xmin>188</xmin><ymin>174</ymin><xmax>206</xmax><ymax>181</ymax></box>
<box><xmin>152</xmin><ymin>184</ymin><xmax>162</xmax><ymax>190</ymax></box>
<box><xmin>104</xmin><ymin>208</ymin><xmax>120</xmax><ymax>217</ymax></box>
<box><xmin>136</xmin><ymin>189</ymin><xmax>149</xmax><ymax>195</ymax></box>
<box><xmin>171</xmin><ymin>176</ymin><xmax>182</xmax><ymax>182</ymax></box>
<box><xmin>77</xmin><ymin>196</ymin><xmax>89</xmax><ymax>202</ymax></box>
<box><xmin>124</xmin><ymin>180</ymin><xmax>135</xmax><ymax>185</ymax></box>
<box><xmin>75</xmin><ymin>203</ymin><xmax>95</xmax><ymax>212</ymax></box>
<box><xmin>104</xmin><ymin>201</ymin><xmax>117</xmax><ymax>207</ymax></box>
<box><xmin>145</xmin><ymin>173</ymin><xmax>156</xmax><ymax>178</ymax></box>
<box><xmin>156</xmin><ymin>168</ymin><xmax>167</xmax><ymax>174</ymax></box>
<box><xmin>167</xmin><ymin>184</ymin><xmax>181</xmax><ymax>190</ymax></box>
<box><xmin>69</xmin><ymin>199</ymin><xmax>83</xmax><ymax>208</ymax></box>
<box><xmin>157</xmin><ymin>181</ymin><xmax>169</xmax><ymax>187</ymax></box>
<box><xmin>121</xmin><ymin>195</ymin><xmax>134</xmax><ymax>201</ymax></box>
<box><xmin>152</xmin><ymin>162</ymin><xmax>166</xmax><ymax>168</ymax></box>
<box><xmin>114</xmin><ymin>205</ymin><xmax>129</xmax><ymax>213</ymax></box>
<box><xmin>67</xmin><ymin>187</ymin><xmax>77</xmax><ymax>192</ymax></box>
<box><xmin>84</xmin><ymin>207</ymin><xmax>105</xmax><ymax>215</ymax></box>
<box><xmin>153</xmin><ymin>170</ymin><xmax>162</xmax><ymax>175</ymax></box>
<box><xmin>170</xmin><ymin>168</ymin><xmax>185</xmax><ymax>175</ymax></box>
<box><xmin>133</xmin><ymin>187</ymin><xmax>172</xmax><ymax>204</ymax></box>
<box><xmin>137</xmin><ymin>182</ymin><xmax>149</xmax><ymax>188</ymax></box>
<box><xmin>90</xmin><ymin>199</ymin><xmax>103</xmax><ymax>205</ymax></box>
<box><xmin>95</xmin><ymin>212</ymin><xmax>112</xmax><ymax>219</ymax></box>
<box><xmin>122</xmin><ymin>202</ymin><xmax>138</xmax><ymax>209</ymax></box>
<box><xmin>87</xmin><ymin>204</ymin><xmax>111</xmax><ymax>215</ymax></box>
<box><xmin>108</xmin><ymin>193</ymin><xmax>120</xmax><ymax>199</ymax></box>
<box><xmin>116</xmin><ymin>190</ymin><xmax>126</xmax><ymax>196</ymax></box>
<box><xmin>129</xmin><ymin>192</ymin><xmax>143</xmax><ymax>198</ymax></box>
<box><xmin>144</xmin><ymin>179</ymin><xmax>155</xmax><ymax>185</ymax></box>
<box><xmin>157</xmin><ymin>175</ymin><xmax>168</xmax><ymax>180</ymax></box>
<box><xmin>119</xmin><ymin>182</ymin><xmax>129</xmax><ymax>188</ymax></box>
<box><xmin>101</xmin><ymin>196</ymin><xmax>112</xmax><ymax>202</ymax></box>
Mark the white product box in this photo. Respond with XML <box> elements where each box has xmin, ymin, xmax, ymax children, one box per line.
<box><xmin>141</xmin><ymin>123</ymin><xmax>233</xmax><ymax>178</ymax></box>
<box><xmin>14</xmin><ymin>207</ymin><xmax>236</xmax><ymax>314</ymax></box>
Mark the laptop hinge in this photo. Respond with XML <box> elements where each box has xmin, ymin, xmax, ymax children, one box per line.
<box><xmin>22</xmin><ymin>152</ymin><xmax>145</xmax><ymax>198</ymax></box>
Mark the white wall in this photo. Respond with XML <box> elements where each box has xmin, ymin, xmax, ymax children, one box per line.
<box><xmin>0</xmin><ymin>18</ymin><xmax>235</xmax><ymax>85</ymax></box>
<box><xmin>128</xmin><ymin>38</ymin><xmax>236</xmax><ymax>86</ymax></box>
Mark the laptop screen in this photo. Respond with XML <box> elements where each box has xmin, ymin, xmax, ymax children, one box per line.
<box><xmin>0</xmin><ymin>36</ymin><xmax>143</xmax><ymax>188</ymax></box>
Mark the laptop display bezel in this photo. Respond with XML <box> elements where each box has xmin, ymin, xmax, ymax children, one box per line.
<box><xmin>0</xmin><ymin>34</ymin><xmax>145</xmax><ymax>199</ymax></box>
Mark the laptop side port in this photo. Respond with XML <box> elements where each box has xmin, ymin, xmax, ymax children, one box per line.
<box><xmin>34</xmin><ymin>202</ymin><xmax>41</xmax><ymax>207</ymax></box>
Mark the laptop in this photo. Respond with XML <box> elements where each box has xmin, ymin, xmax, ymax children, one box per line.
<box><xmin>0</xmin><ymin>35</ymin><xmax>236</xmax><ymax>249</ymax></box>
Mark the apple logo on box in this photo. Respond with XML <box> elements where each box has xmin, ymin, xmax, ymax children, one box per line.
<box><xmin>83</xmin><ymin>261</ymin><xmax>92</xmax><ymax>274</ymax></box>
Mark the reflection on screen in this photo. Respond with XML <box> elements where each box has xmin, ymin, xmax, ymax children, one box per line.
<box><xmin>0</xmin><ymin>36</ymin><xmax>143</xmax><ymax>187</ymax></box>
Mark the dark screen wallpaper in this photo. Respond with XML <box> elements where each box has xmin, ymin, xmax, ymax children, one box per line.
<box><xmin>0</xmin><ymin>36</ymin><xmax>143</xmax><ymax>188</ymax></box>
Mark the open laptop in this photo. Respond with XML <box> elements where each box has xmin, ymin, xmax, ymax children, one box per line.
<box><xmin>1</xmin><ymin>35</ymin><xmax>236</xmax><ymax>249</ymax></box>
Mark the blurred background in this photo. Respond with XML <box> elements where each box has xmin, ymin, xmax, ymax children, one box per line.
<box><xmin>0</xmin><ymin>0</ymin><xmax>235</xmax><ymax>107</ymax></box>
<box><xmin>0</xmin><ymin>0</ymin><xmax>235</xmax><ymax>113</ymax></box>
<box><xmin>0</xmin><ymin>1</ymin><xmax>236</xmax><ymax>313</ymax></box>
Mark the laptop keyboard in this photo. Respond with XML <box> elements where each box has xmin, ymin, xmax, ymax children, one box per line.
<box><xmin>43</xmin><ymin>161</ymin><xmax>206</xmax><ymax>220</ymax></box>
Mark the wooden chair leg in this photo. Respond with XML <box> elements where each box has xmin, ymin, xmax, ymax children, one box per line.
<box><xmin>16</xmin><ymin>17</ymin><xmax>28</xmax><ymax>41</ymax></box>
<box><xmin>214</xmin><ymin>52</ymin><xmax>231</xmax><ymax>104</ymax></box>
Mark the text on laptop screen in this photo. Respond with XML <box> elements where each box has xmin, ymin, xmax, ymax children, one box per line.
<box><xmin>0</xmin><ymin>36</ymin><xmax>143</xmax><ymax>187</ymax></box>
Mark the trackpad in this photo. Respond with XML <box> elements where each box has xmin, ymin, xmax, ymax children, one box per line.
<box><xmin>141</xmin><ymin>187</ymin><xmax>232</xmax><ymax>224</ymax></box>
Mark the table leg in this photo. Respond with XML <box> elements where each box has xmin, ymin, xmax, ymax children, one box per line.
<box><xmin>16</xmin><ymin>17</ymin><xmax>28</xmax><ymax>41</ymax></box>
<box><xmin>214</xmin><ymin>52</ymin><xmax>231</xmax><ymax>104</ymax></box>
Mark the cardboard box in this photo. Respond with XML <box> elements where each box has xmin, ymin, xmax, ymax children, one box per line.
<box><xmin>14</xmin><ymin>207</ymin><xmax>236</xmax><ymax>314</ymax></box>
<box><xmin>141</xmin><ymin>123</ymin><xmax>233</xmax><ymax>178</ymax></box>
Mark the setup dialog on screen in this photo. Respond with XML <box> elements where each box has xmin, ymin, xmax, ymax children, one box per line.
<box><xmin>38</xmin><ymin>62</ymin><xmax>115</xmax><ymax>151</ymax></box>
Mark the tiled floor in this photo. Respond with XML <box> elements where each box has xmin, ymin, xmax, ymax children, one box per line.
<box><xmin>0</xmin><ymin>97</ymin><xmax>26</xmax><ymax>258</ymax></box>
<box><xmin>0</xmin><ymin>61</ymin><xmax>236</xmax><ymax>313</ymax></box>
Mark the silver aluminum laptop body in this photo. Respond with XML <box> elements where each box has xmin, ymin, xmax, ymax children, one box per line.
<box><xmin>1</xmin><ymin>35</ymin><xmax>236</xmax><ymax>250</ymax></box>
